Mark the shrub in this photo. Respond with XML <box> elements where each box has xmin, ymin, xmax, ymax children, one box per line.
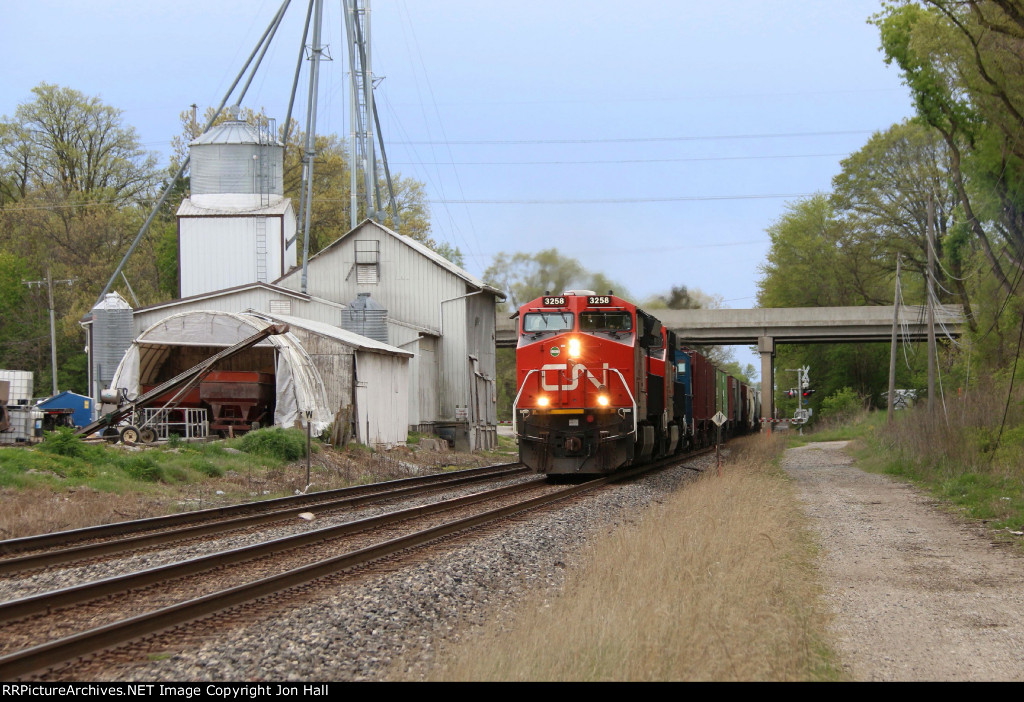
<box><xmin>819</xmin><ymin>387</ymin><xmax>862</xmax><ymax>422</ymax></box>
<box><xmin>237</xmin><ymin>427</ymin><xmax>307</xmax><ymax>461</ymax></box>
<box><xmin>120</xmin><ymin>455</ymin><xmax>162</xmax><ymax>482</ymax></box>
<box><xmin>38</xmin><ymin>428</ymin><xmax>97</xmax><ymax>459</ymax></box>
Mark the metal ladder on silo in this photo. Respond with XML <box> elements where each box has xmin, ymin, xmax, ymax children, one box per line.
<box><xmin>255</xmin><ymin>218</ymin><xmax>268</xmax><ymax>283</ymax></box>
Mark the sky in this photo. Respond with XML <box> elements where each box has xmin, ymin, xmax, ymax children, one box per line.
<box><xmin>2</xmin><ymin>1</ymin><xmax>916</xmax><ymax>375</ymax></box>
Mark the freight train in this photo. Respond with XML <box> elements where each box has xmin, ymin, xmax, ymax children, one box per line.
<box><xmin>512</xmin><ymin>290</ymin><xmax>760</xmax><ymax>475</ymax></box>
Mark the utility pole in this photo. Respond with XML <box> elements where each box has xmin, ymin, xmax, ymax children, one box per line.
<box><xmin>23</xmin><ymin>267</ymin><xmax>76</xmax><ymax>396</ymax></box>
<box><xmin>888</xmin><ymin>255</ymin><xmax>902</xmax><ymax>423</ymax></box>
<box><xmin>927</xmin><ymin>196</ymin><xmax>936</xmax><ymax>415</ymax></box>
<box><xmin>299</xmin><ymin>0</ymin><xmax>326</xmax><ymax>294</ymax></box>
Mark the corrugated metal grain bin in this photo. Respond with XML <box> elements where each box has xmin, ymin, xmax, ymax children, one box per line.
<box><xmin>342</xmin><ymin>293</ymin><xmax>388</xmax><ymax>344</ymax></box>
<box><xmin>190</xmin><ymin>119</ymin><xmax>283</xmax><ymax>198</ymax></box>
<box><xmin>91</xmin><ymin>293</ymin><xmax>134</xmax><ymax>389</ymax></box>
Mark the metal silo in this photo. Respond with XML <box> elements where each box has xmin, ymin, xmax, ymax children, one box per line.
<box><xmin>177</xmin><ymin>110</ymin><xmax>297</xmax><ymax>298</ymax></box>
<box><xmin>189</xmin><ymin>114</ymin><xmax>283</xmax><ymax>208</ymax></box>
<box><xmin>342</xmin><ymin>293</ymin><xmax>388</xmax><ymax>343</ymax></box>
<box><xmin>90</xmin><ymin>292</ymin><xmax>134</xmax><ymax>394</ymax></box>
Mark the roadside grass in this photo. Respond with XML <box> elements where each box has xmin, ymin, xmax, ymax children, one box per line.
<box><xmin>0</xmin><ymin>426</ymin><xmax>507</xmax><ymax>540</ymax></box>
<box><xmin>403</xmin><ymin>434</ymin><xmax>844</xmax><ymax>682</ymax></box>
<box><xmin>786</xmin><ymin>409</ymin><xmax>882</xmax><ymax>448</ymax></box>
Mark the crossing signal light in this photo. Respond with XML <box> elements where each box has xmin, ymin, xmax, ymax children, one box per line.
<box><xmin>802</xmin><ymin>389</ymin><xmax>815</xmax><ymax>397</ymax></box>
<box><xmin>785</xmin><ymin>389</ymin><xmax>798</xmax><ymax>398</ymax></box>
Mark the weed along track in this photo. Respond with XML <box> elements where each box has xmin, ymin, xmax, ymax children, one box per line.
<box><xmin>0</xmin><ymin>454</ymin><xmax>708</xmax><ymax>681</ymax></box>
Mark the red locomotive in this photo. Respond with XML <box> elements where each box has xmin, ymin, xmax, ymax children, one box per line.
<box><xmin>513</xmin><ymin>290</ymin><xmax>759</xmax><ymax>475</ymax></box>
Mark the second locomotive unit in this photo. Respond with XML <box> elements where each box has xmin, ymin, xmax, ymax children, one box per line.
<box><xmin>512</xmin><ymin>290</ymin><xmax>758</xmax><ymax>475</ymax></box>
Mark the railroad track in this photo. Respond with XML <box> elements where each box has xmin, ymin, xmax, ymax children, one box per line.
<box><xmin>0</xmin><ymin>451</ymin><xmax>709</xmax><ymax>680</ymax></box>
<box><xmin>0</xmin><ymin>463</ymin><xmax>528</xmax><ymax>574</ymax></box>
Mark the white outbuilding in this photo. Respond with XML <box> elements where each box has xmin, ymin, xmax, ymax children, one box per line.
<box><xmin>110</xmin><ymin>309</ymin><xmax>411</xmax><ymax>447</ymax></box>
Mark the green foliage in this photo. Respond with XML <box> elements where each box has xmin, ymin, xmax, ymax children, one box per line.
<box><xmin>119</xmin><ymin>454</ymin><xmax>161</xmax><ymax>482</ymax></box>
<box><xmin>238</xmin><ymin>427</ymin><xmax>308</xmax><ymax>461</ymax></box>
<box><xmin>819</xmin><ymin>387</ymin><xmax>863</xmax><ymax>422</ymax></box>
<box><xmin>38</xmin><ymin>428</ymin><xmax>102</xmax><ymax>460</ymax></box>
<box><xmin>0</xmin><ymin>83</ymin><xmax>169</xmax><ymax>394</ymax></box>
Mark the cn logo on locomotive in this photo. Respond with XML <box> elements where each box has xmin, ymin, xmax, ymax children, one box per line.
<box><xmin>539</xmin><ymin>363</ymin><xmax>610</xmax><ymax>391</ymax></box>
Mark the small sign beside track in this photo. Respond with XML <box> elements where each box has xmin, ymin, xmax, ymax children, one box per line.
<box><xmin>712</xmin><ymin>411</ymin><xmax>727</xmax><ymax>427</ymax></box>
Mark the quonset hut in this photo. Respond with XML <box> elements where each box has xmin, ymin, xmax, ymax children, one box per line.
<box><xmin>111</xmin><ymin>310</ymin><xmax>411</xmax><ymax>446</ymax></box>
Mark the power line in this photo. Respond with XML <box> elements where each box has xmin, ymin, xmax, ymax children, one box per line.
<box><xmin>391</xmin><ymin>129</ymin><xmax>876</xmax><ymax>146</ymax></box>
<box><xmin>390</xmin><ymin>152</ymin><xmax>850</xmax><ymax>166</ymax></box>
<box><xmin>426</xmin><ymin>193</ymin><xmax>811</xmax><ymax>204</ymax></box>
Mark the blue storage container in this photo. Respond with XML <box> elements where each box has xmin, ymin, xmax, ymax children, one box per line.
<box><xmin>36</xmin><ymin>391</ymin><xmax>93</xmax><ymax>428</ymax></box>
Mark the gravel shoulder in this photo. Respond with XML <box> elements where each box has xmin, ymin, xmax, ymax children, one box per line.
<box><xmin>784</xmin><ymin>441</ymin><xmax>1024</xmax><ymax>682</ymax></box>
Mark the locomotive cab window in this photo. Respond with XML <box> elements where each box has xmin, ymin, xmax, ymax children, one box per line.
<box><xmin>522</xmin><ymin>312</ymin><xmax>574</xmax><ymax>335</ymax></box>
<box><xmin>579</xmin><ymin>311</ymin><xmax>633</xmax><ymax>335</ymax></box>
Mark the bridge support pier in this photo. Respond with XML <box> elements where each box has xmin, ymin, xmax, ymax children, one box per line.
<box><xmin>758</xmin><ymin>336</ymin><xmax>775</xmax><ymax>433</ymax></box>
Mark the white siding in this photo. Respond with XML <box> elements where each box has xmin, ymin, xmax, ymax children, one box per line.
<box><xmin>354</xmin><ymin>351</ymin><xmax>408</xmax><ymax>447</ymax></box>
<box><xmin>275</xmin><ymin>221</ymin><xmax>500</xmax><ymax>443</ymax></box>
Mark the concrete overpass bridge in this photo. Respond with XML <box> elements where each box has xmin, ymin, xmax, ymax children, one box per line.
<box><xmin>496</xmin><ymin>305</ymin><xmax>966</xmax><ymax>423</ymax></box>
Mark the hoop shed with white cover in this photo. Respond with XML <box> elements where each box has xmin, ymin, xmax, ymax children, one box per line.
<box><xmin>109</xmin><ymin>310</ymin><xmax>411</xmax><ymax>447</ymax></box>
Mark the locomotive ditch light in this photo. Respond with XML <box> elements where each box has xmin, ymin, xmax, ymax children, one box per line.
<box><xmin>537</xmin><ymin>396</ymin><xmax>550</xmax><ymax>407</ymax></box>
<box><xmin>597</xmin><ymin>394</ymin><xmax>610</xmax><ymax>407</ymax></box>
<box><xmin>568</xmin><ymin>337</ymin><xmax>582</xmax><ymax>359</ymax></box>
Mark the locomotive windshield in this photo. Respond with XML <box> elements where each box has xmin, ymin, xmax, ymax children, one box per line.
<box><xmin>522</xmin><ymin>312</ymin><xmax>574</xmax><ymax>334</ymax></box>
<box><xmin>579</xmin><ymin>311</ymin><xmax>633</xmax><ymax>333</ymax></box>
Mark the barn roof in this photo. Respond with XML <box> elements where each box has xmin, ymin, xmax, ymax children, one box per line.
<box><xmin>294</xmin><ymin>220</ymin><xmax>505</xmax><ymax>300</ymax></box>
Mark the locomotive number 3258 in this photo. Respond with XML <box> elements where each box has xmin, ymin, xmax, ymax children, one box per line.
<box><xmin>587</xmin><ymin>296</ymin><xmax>611</xmax><ymax>305</ymax></box>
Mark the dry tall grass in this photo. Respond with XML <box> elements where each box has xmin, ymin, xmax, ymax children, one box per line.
<box><xmin>412</xmin><ymin>435</ymin><xmax>838</xmax><ymax>681</ymax></box>
<box><xmin>881</xmin><ymin>378</ymin><xmax>1024</xmax><ymax>478</ymax></box>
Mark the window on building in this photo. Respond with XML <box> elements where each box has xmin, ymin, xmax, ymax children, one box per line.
<box><xmin>355</xmin><ymin>240</ymin><xmax>380</xmax><ymax>284</ymax></box>
<box><xmin>269</xmin><ymin>299</ymin><xmax>292</xmax><ymax>315</ymax></box>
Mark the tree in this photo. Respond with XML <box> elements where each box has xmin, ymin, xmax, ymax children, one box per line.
<box><xmin>0</xmin><ymin>83</ymin><xmax>159</xmax><ymax>202</ymax></box>
<box><xmin>758</xmin><ymin>195</ymin><xmax>860</xmax><ymax>308</ymax></box>
<box><xmin>483</xmin><ymin>248</ymin><xmax>629</xmax><ymax>311</ymax></box>
<box><xmin>831</xmin><ymin>120</ymin><xmax>973</xmax><ymax>318</ymax></box>
<box><xmin>874</xmin><ymin>2</ymin><xmax>1023</xmax><ymax>292</ymax></box>
<box><xmin>0</xmin><ymin>84</ymin><xmax>165</xmax><ymax>394</ymax></box>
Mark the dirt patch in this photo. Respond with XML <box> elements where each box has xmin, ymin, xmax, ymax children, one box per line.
<box><xmin>784</xmin><ymin>441</ymin><xmax>1024</xmax><ymax>681</ymax></box>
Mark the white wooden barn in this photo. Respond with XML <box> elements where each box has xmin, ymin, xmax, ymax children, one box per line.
<box><xmin>274</xmin><ymin>220</ymin><xmax>505</xmax><ymax>451</ymax></box>
<box><xmin>92</xmin><ymin>116</ymin><xmax>503</xmax><ymax>451</ymax></box>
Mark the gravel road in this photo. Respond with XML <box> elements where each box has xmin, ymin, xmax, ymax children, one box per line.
<box><xmin>784</xmin><ymin>441</ymin><xmax>1024</xmax><ymax>682</ymax></box>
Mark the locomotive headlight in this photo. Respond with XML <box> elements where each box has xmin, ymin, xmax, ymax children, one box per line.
<box><xmin>568</xmin><ymin>337</ymin><xmax>582</xmax><ymax>359</ymax></box>
<box><xmin>597</xmin><ymin>394</ymin><xmax>610</xmax><ymax>407</ymax></box>
<box><xmin>537</xmin><ymin>396</ymin><xmax>550</xmax><ymax>407</ymax></box>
